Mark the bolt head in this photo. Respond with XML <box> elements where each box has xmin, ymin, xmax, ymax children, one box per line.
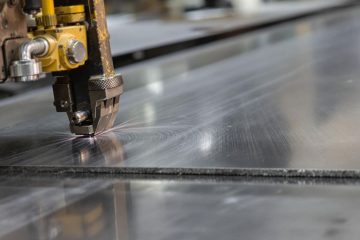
<box><xmin>67</xmin><ymin>40</ymin><xmax>86</xmax><ymax>64</ymax></box>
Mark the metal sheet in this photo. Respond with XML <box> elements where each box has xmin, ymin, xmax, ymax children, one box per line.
<box><xmin>1</xmin><ymin>176</ymin><xmax>360</xmax><ymax>239</ymax></box>
<box><xmin>1</xmin><ymin>8</ymin><xmax>360</xmax><ymax>177</ymax></box>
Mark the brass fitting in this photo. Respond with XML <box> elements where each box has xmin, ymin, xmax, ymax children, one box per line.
<box><xmin>41</xmin><ymin>0</ymin><xmax>57</xmax><ymax>28</ymax></box>
<box><xmin>42</xmin><ymin>15</ymin><xmax>57</xmax><ymax>27</ymax></box>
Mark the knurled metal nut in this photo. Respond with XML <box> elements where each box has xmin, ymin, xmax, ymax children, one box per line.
<box><xmin>67</xmin><ymin>40</ymin><xmax>86</xmax><ymax>64</ymax></box>
<box><xmin>42</xmin><ymin>15</ymin><xmax>57</xmax><ymax>27</ymax></box>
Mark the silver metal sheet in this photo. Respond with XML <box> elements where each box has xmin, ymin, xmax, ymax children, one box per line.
<box><xmin>1</xmin><ymin>8</ymin><xmax>360</xmax><ymax>177</ymax></box>
<box><xmin>1</xmin><ymin>176</ymin><xmax>360</xmax><ymax>239</ymax></box>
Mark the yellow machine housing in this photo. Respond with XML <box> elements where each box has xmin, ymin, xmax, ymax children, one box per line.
<box><xmin>1</xmin><ymin>0</ymin><xmax>124</xmax><ymax>136</ymax></box>
<box><xmin>31</xmin><ymin>3</ymin><xmax>88</xmax><ymax>72</ymax></box>
<box><xmin>33</xmin><ymin>25</ymin><xmax>88</xmax><ymax>72</ymax></box>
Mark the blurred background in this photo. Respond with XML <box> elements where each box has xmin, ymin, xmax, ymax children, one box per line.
<box><xmin>103</xmin><ymin>0</ymin><xmax>347</xmax><ymax>18</ymax></box>
<box><xmin>0</xmin><ymin>0</ymin><xmax>353</xmax><ymax>99</ymax></box>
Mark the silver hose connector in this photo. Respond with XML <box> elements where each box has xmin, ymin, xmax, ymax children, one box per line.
<box><xmin>10</xmin><ymin>38</ymin><xmax>49</xmax><ymax>82</ymax></box>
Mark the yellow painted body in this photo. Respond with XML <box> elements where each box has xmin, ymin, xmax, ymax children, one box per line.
<box><xmin>55</xmin><ymin>5</ymin><xmax>86</xmax><ymax>24</ymax></box>
<box><xmin>41</xmin><ymin>0</ymin><xmax>55</xmax><ymax>16</ymax></box>
<box><xmin>30</xmin><ymin>3</ymin><xmax>88</xmax><ymax>72</ymax></box>
<box><xmin>33</xmin><ymin>25</ymin><xmax>88</xmax><ymax>72</ymax></box>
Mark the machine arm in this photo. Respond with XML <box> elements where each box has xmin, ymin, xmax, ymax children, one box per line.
<box><xmin>0</xmin><ymin>0</ymin><xmax>123</xmax><ymax>135</ymax></box>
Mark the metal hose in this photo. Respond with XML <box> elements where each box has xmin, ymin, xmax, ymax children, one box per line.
<box><xmin>19</xmin><ymin>38</ymin><xmax>48</xmax><ymax>61</ymax></box>
<box><xmin>9</xmin><ymin>38</ymin><xmax>49</xmax><ymax>82</ymax></box>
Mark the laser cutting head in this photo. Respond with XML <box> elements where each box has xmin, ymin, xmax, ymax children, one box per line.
<box><xmin>0</xmin><ymin>0</ymin><xmax>123</xmax><ymax>135</ymax></box>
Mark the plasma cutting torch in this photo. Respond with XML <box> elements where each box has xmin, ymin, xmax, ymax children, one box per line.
<box><xmin>0</xmin><ymin>0</ymin><xmax>123</xmax><ymax>135</ymax></box>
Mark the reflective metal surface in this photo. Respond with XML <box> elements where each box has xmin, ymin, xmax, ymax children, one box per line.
<box><xmin>1</xmin><ymin>8</ymin><xmax>360</xmax><ymax>177</ymax></box>
<box><xmin>1</xmin><ymin>176</ymin><xmax>360</xmax><ymax>239</ymax></box>
<box><xmin>1</xmin><ymin>8</ymin><xmax>360</xmax><ymax>240</ymax></box>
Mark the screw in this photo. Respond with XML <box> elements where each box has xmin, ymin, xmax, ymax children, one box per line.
<box><xmin>60</xmin><ymin>100</ymin><xmax>69</xmax><ymax>108</ymax></box>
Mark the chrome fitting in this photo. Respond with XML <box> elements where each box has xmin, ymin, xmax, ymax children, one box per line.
<box><xmin>9</xmin><ymin>38</ymin><xmax>49</xmax><ymax>82</ymax></box>
<box><xmin>67</xmin><ymin>40</ymin><xmax>87</xmax><ymax>64</ymax></box>
<box><xmin>9</xmin><ymin>59</ymin><xmax>42</xmax><ymax>82</ymax></box>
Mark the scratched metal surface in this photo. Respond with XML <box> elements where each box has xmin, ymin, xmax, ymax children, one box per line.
<box><xmin>1</xmin><ymin>8</ymin><xmax>360</xmax><ymax>176</ymax></box>
<box><xmin>2</xmin><ymin>176</ymin><xmax>360</xmax><ymax>240</ymax></box>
